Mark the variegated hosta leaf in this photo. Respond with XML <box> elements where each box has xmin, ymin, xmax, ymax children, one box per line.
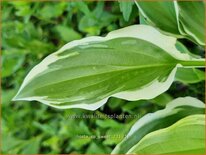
<box><xmin>136</xmin><ymin>1</ymin><xmax>205</xmax><ymax>46</ymax></box>
<box><xmin>13</xmin><ymin>25</ymin><xmax>204</xmax><ymax>110</ymax></box>
<box><xmin>112</xmin><ymin>97</ymin><xmax>205</xmax><ymax>154</ymax></box>
<box><xmin>127</xmin><ymin>114</ymin><xmax>205</xmax><ymax>154</ymax></box>
<box><xmin>175</xmin><ymin>1</ymin><xmax>205</xmax><ymax>46</ymax></box>
<box><xmin>135</xmin><ymin>1</ymin><xmax>180</xmax><ymax>37</ymax></box>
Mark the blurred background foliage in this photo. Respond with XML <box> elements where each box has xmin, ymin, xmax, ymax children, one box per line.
<box><xmin>1</xmin><ymin>1</ymin><xmax>205</xmax><ymax>154</ymax></box>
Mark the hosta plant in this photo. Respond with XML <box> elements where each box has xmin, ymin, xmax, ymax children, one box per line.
<box><xmin>13</xmin><ymin>1</ymin><xmax>205</xmax><ymax>154</ymax></box>
<box><xmin>13</xmin><ymin>25</ymin><xmax>204</xmax><ymax>109</ymax></box>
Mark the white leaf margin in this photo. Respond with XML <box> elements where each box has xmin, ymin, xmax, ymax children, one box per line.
<box><xmin>174</xmin><ymin>1</ymin><xmax>205</xmax><ymax>46</ymax></box>
<box><xmin>112</xmin><ymin>97</ymin><xmax>205</xmax><ymax>153</ymax></box>
<box><xmin>135</xmin><ymin>1</ymin><xmax>183</xmax><ymax>38</ymax></box>
<box><xmin>127</xmin><ymin>114</ymin><xmax>205</xmax><ymax>154</ymax></box>
<box><xmin>126</xmin><ymin>97</ymin><xmax>204</xmax><ymax>137</ymax></box>
<box><xmin>13</xmin><ymin>25</ymin><xmax>202</xmax><ymax>110</ymax></box>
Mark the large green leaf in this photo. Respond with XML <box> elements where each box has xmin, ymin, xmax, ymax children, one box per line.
<box><xmin>112</xmin><ymin>97</ymin><xmax>205</xmax><ymax>154</ymax></box>
<box><xmin>13</xmin><ymin>25</ymin><xmax>204</xmax><ymax>110</ymax></box>
<box><xmin>136</xmin><ymin>1</ymin><xmax>180</xmax><ymax>36</ymax></box>
<box><xmin>127</xmin><ymin>114</ymin><xmax>205</xmax><ymax>154</ymax></box>
<box><xmin>175</xmin><ymin>1</ymin><xmax>205</xmax><ymax>46</ymax></box>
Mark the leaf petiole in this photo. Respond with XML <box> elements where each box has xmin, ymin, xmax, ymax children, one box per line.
<box><xmin>180</xmin><ymin>59</ymin><xmax>205</xmax><ymax>68</ymax></box>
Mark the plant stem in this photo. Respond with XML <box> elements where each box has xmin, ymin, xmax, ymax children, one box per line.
<box><xmin>180</xmin><ymin>59</ymin><xmax>205</xmax><ymax>68</ymax></box>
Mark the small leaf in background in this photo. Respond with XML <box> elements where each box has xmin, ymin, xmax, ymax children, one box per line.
<box><xmin>21</xmin><ymin>137</ymin><xmax>41</xmax><ymax>154</ymax></box>
<box><xmin>2</xmin><ymin>2</ymin><xmax>12</xmax><ymax>22</ymax></box>
<box><xmin>103</xmin><ymin>124</ymin><xmax>131</xmax><ymax>145</ymax></box>
<box><xmin>122</xmin><ymin>100</ymin><xmax>148</xmax><ymax>115</ymax></box>
<box><xmin>3</xmin><ymin>21</ymin><xmax>27</xmax><ymax>48</ymax></box>
<box><xmin>43</xmin><ymin>136</ymin><xmax>60</xmax><ymax>153</ymax></box>
<box><xmin>26</xmin><ymin>40</ymin><xmax>54</xmax><ymax>56</ymax></box>
<box><xmin>36</xmin><ymin>2</ymin><xmax>67</xmax><ymax>20</ymax></box>
<box><xmin>9</xmin><ymin>1</ymin><xmax>33</xmax><ymax>22</ymax></box>
<box><xmin>2</xmin><ymin>134</ymin><xmax>22</xmax><ymax>154</ymax></box>
<box><xmin>150</xmin><ymin>93</ymin><xmax>173</xmax><ymax>107</ymax></box>
<box><xmin>33</xmin><ymin>122</ymin><xmax>56</xmax><ymax>136</ymax></box>
<box><xmin>86</xmin><ymin>142</ymin><xmax>111</xmax><ymax>154</ymax></box>
<box><xmin>78</xmin><ymin>1</ymin><xmax>117</xmax><ymax>35</ymax></box>
<box><xmin>2</xmin><ymin>89</ymin><xmax>18</xmax><ymax>104</ymax></box>
<box><xmin>55</xmin><ymin>25</ymin><xmax>82</xmax><ymax>42</ymax></box>
<box><xmin>175</xmin><ymin>68</ymin><xmax>205</xmax><ymax>84</ymax></box>
<box><xmin>70</xmin><ymin>138</ymin><xmax>91</xmax><ymax>150</ymax></box>
<box><xmin>107</xmin><ymin>97</ymin><xmax>126</xmax><ymax>110</ymax></box>
<box><xmin>75</xmin><ymin>1</ymin><xmax>93</xmax><ymax>17</ymax></box>
<box><xmin>118</xmin><ymin>1</ymin><xmax>134</xmax><ymax>21</ymax></box>
<box><xmin>96</xmin><ymin>119</ymin><xmax>121</xmax><ymax>128</ymax></box>
<box><xmin>2</xmin><ymin>50</ymin><xmax>25</xmax><ymax>78</ymax></box>
<box><xmin>61</xmin><ymin>120</ymin><xmax>92</xmax><ymax>139</ymax></box>
<box><xmin>2</xmin><ymin>134</ymin><xmax>41</xmax><ymax>154</ymax></box>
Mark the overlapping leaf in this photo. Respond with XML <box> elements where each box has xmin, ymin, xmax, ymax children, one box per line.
<box><xmin>175</xmin><ymin>1</ymin><xmax>205</xmax><ymax>46</ymax></box>
<box><xmin>112</xmin><ymin>97</ymin><xmax>205</xmax><ymax>154</ymax></box>
<box><xmin>127</xmin><ymin>114</ymin><xmax>205</xmax><ymax>154</ymax></box>
<box><xmin>136</xmin><ymin>1</ymin><xmax>205</xmax><ymax>46</ymax></box>
<box><xmin>136</xmin><ymin>1</ymin><xmax>180</xmax><ymax>36</ymax></box>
